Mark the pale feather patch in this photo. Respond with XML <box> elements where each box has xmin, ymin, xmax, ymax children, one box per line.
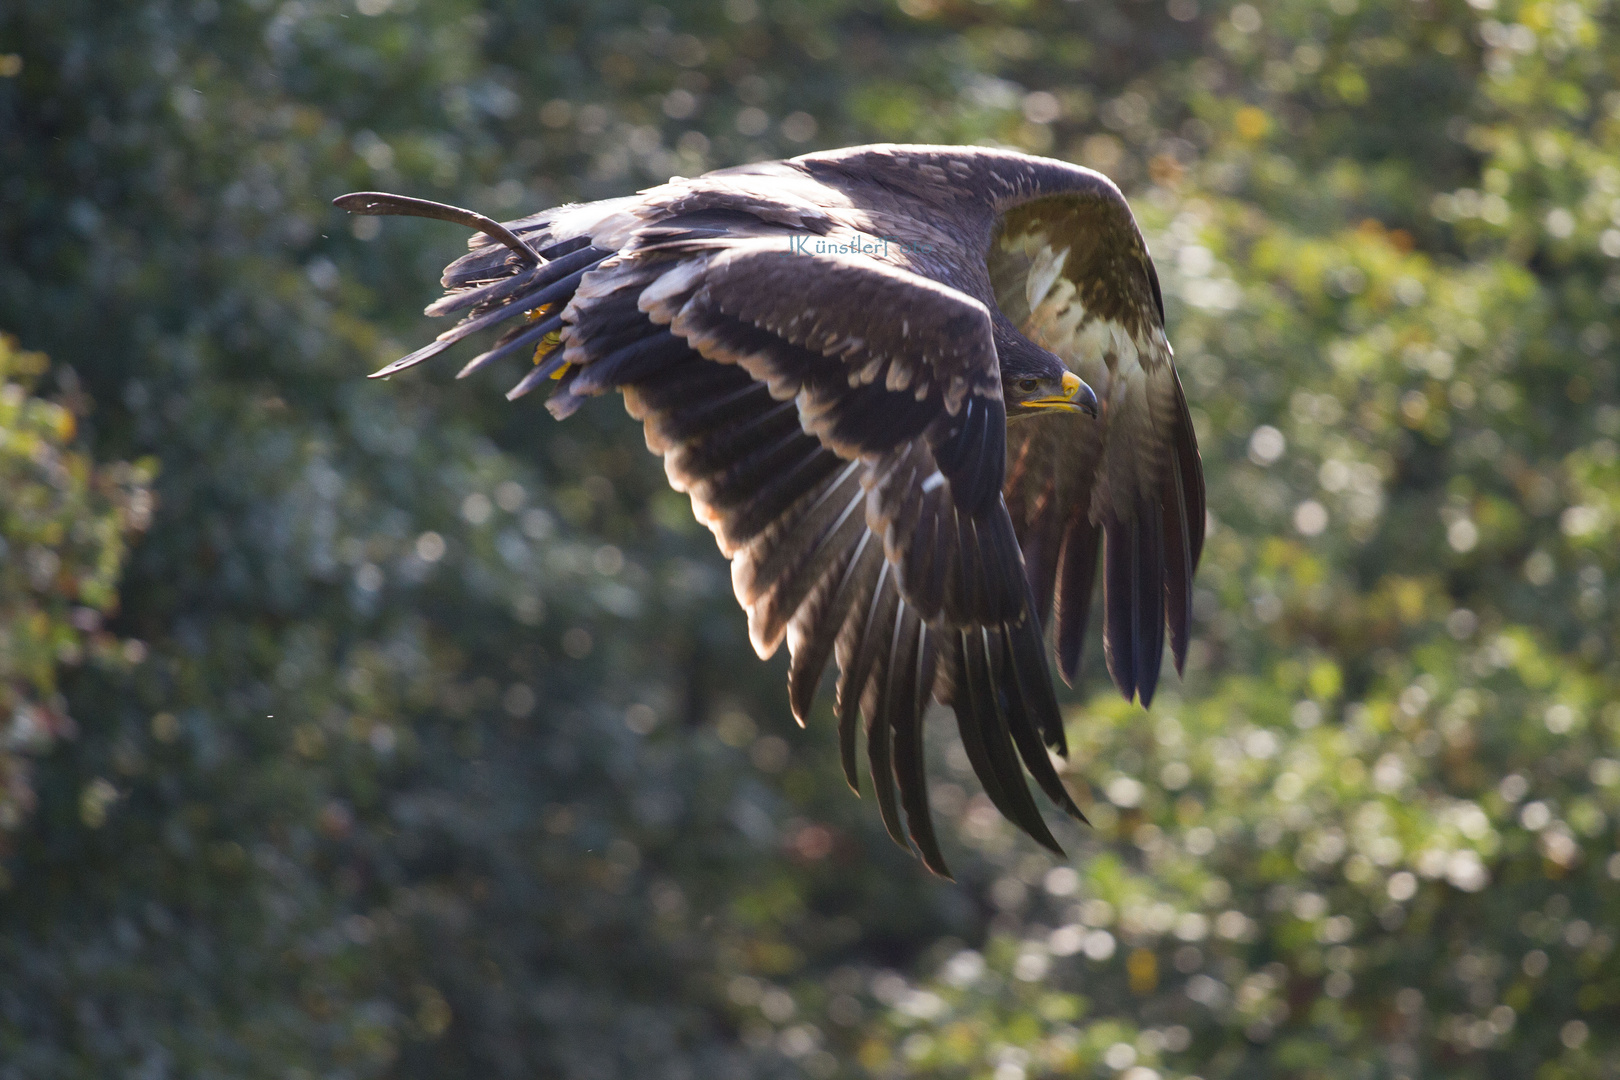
<box><xmin>1025</xmin><ymin>281</ymin><xmax>1087</xmax><ymax>363</ymax></box>
<box><xmin>1105</xmin><ymin>320</ymin><xmax>1142</xmax><ymax>374</ymax></box>
<box><xmin>785</xmin><ymin>615</ymin><xmax>809</xmax><ymax>659</ymax></box>
<box><xmin>1024</xmin><ymin>242</ymin><xmax>1070</xmax><ymax>314</ymax></box>
<box><xmin>1028</xmin><ymin>306</ymin><xmax>1117</xmax><ymax>401</ymax></box>
<box><xmin>854</xmin><ymin>352</ymin><xmax>886</xmax><ymax>385</ymax></box>
<box><xmin>1029</xmin><ymin>277</ymin><xmax>1082</xmax><ymax>341</ymax></box>
<box><xmin>546</xmin><ymin>196</ymin><xmax>643</xmax><ymax>249</ymax></box>
<box><xmin>570</xmin><ymin>258</ymin><xmax>638</xmax><ymax>301</ymax></box>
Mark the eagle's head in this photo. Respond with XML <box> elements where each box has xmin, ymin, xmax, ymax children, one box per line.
<box><xmin>1000</xmin><ymin>338</ymin><xmax>1097</xmax><ymax>420</ymax></box>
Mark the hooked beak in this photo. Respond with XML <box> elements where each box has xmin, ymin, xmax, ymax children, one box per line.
<box><xmin>1025</xmin><ymin>371</ymin><xmax>1099</xmax><ymax>417</ymax></box>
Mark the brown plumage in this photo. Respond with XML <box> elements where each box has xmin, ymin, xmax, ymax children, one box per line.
<box><xmin>337</xmin><ymin>143</ymin><xmax>1204</xmax><ymax>876</ymax></box>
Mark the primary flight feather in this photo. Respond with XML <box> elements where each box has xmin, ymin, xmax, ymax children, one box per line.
<box><xmin>337</xmin><ymin>143</ymin><xmax>1204</xmax><ymax>876</ymax></box>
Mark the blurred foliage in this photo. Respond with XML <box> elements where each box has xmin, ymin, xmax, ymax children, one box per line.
<box><xmin>1</xmin><ymin>0</ymin><xmax>1619</xmax><ymax>1078</ymax></box>
<box><xmin>0</xmin><ymin>333</ymin><xmax>153</xmax><ymax>859</ymax></box>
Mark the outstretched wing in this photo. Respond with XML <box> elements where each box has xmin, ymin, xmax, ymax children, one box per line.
<box><xmin>340</xmin><ymin>185</ymin><xmax>1083</xmax><ymax>876</ymax></box>
<box><xmin>991</xmin><ymin>191</ymin><xmax>1205</xmax><ymax>708</ymax></box>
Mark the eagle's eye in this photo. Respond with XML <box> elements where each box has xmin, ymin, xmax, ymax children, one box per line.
<box><xmin>1015</xmin><ymin>377</ymin><xmax>1040</xmax><ymax>394</ymax></box>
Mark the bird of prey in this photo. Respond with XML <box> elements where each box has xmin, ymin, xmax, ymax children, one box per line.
<box><xmin>336</xmin><ymin>143</ymin><xmax>1203</xmax><ymax>876</ymax></box>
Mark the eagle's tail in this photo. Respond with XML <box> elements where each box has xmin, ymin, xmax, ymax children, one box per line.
<box><xmin>333</xmin><ymin>192</ymin><xmax>615</xmax><ymax>400</ymax></box>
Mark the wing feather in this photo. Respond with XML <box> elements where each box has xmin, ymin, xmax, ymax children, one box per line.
<box><xmin>834</xmin><ymin>553</ymin><xmax>888</xmax><ymax>793</ymax></box>
<box><xmin>1000</xmin><ymin>614</ymin><xmax>1084</xmax><ymax>816</ymax></box>
<box><xmin>734</xmin><ymin>461</ymin><xmax>866</xmax><ymax>657</ymax></box>
<box><xmin>943</xmin><ymin>627</ymin><xmax>1064</xmax><ymax>855</ymax></box>
<box><xmin>993</xmin><ymin>192</ymin><xmax>1204</xmax><ymax>703</ymax></box>
<box><xmin>1054</xmin><ymin>514</ymin><xmax>1102</xmax><ymax>685</ymax></box>
<box><xmin>889</xmin><ymin>616</ymin><xmax>947</xmax><ymax>875</ymax></box>
<box><xmin>859</xmin><ymin>585</ymin><xmax>908</xmax><ymax>850</ymax></box>
<box><xmin>787</xmin><ymin>529</ymin><xmax>878</xmax><ymax>726</ymax></box>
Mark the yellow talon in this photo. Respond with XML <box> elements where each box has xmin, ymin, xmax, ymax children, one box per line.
<box><xmin>550</xmin><ymin>361</ymin><xmax>572</xmax><ymax>380</ymax></box>
<box><xmin>525</xmin><ymin>303</ymin><xmax>554</xmax><ymax>324</ymax></box>
<box><xmin>532</xmin><ymin>330</ymin><xmax>562</xmax><ymax>366</ymax></box>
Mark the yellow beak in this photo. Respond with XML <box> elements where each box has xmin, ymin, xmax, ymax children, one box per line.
<box><xmin>1024</xmin><ymin>370</ymin><xmax>1099</xmax><ymax>416</ymax></box>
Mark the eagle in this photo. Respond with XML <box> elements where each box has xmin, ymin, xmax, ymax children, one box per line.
<box><xmin>337</xmin><ymin>144</ymin><xmax>1204</xmax><ymax>876</ymax></box>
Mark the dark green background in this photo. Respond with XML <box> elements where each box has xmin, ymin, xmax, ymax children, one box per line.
<box><xmin>2</xmin><ymin>0</ymin><xmax>1618</xmax><ymax>1076</ymax></box>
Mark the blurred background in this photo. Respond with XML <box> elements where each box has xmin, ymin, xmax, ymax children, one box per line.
<box><xmin>2</xmin><ymin>0</ymin><xmax>1618</xmax><ymax>1076</ymax></box>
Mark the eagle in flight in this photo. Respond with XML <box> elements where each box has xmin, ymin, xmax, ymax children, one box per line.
<box><xmin>337</xmin><ymin>144</ymin><xmax>1204</xmax><ymax>876</ymax></box>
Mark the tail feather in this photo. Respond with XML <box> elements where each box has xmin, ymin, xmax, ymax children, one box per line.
<box><xmin>458</xmin><ymin>313</ymin><xmax>562</xmax><ymax>380</ymax></box>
